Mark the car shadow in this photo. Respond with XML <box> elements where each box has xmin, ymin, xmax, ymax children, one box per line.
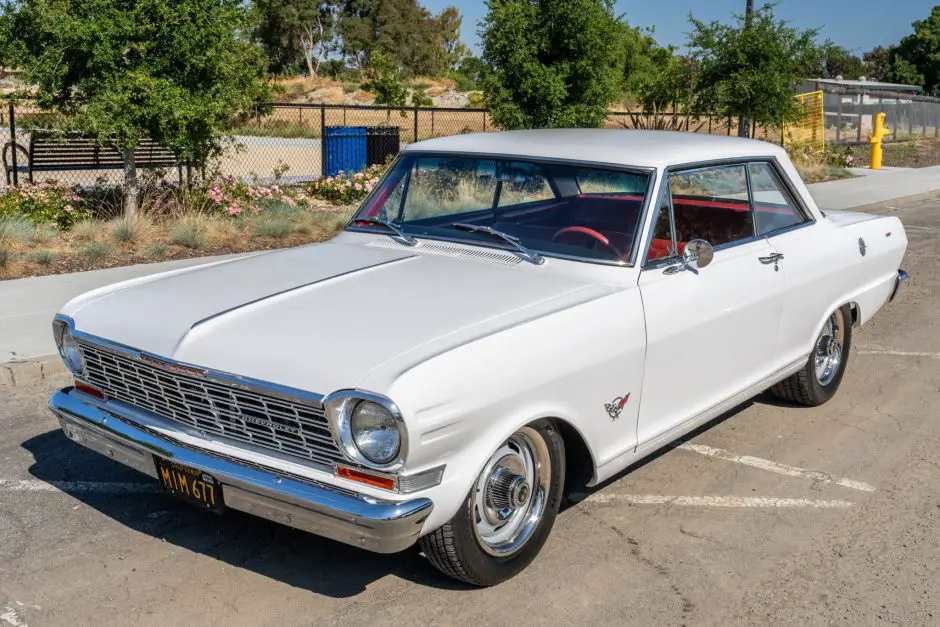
<box><xmin>21</xmin><ymin>429</ymin><xmax>472</xmax><ymax>596</ymax></box>
<box><xmin>562</xmin><ymin>395</ymin><xmax>773</xmax><ymax>510</ymax></box>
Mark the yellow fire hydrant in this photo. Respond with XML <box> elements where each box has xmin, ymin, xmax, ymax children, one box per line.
<box><xmin>870</xmin><ymin>112</ymin><xmax>889</xmax><ymax>170</ymax></box>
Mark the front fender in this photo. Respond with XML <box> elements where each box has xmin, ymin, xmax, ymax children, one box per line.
<box><xmin>374</xmin><ymin>288</ymin><xmax>647</xmax><ymax>533</ymax></box>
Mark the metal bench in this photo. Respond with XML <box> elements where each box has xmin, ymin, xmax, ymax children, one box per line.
<box><xmin>3</xmin><ymin>130</ymin><xmax>181</xmax><ymax>184</ymax></box>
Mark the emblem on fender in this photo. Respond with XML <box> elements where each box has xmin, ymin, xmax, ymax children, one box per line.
<box><xmin>605</xmin><ymin>393</ymin><xmax>630</xmax><ymax>420</ymax></box>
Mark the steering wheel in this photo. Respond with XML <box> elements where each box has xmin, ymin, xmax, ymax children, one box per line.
<box><xmin>552</xmin><ymin>226</ymin><xmax>623</xmax><ymax>259</ymax></box>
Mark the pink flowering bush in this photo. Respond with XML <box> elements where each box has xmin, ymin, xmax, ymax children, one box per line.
<box><xmin>305</xmin><ymin>164</ymin><xmax>385</xmax><ymax>205</ymax></box>
<box><xmin>0</xmin><ymin>182</ymin><xmax>89</xmax><ymax>227</ymax></box>
<box><xmin>203</xmin><ymin>175</ymin><xmax>305</xmax><ymax>217</ymax></box>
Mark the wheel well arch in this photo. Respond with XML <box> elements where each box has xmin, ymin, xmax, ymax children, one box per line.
<box><xmin>848</xmin><ymin>301</ymin><xmax>860</xmax><ymax>327</ymax></box>
<box><xmin>550</xmin><ymin>418</ymin><xmax>597</xmax><ymax>495</ymax></box>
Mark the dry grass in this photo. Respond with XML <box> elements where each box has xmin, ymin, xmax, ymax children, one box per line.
<box><xmin>170</xmin><ymin>217</ymin><xmax>207</xmax><ymax>249</ymax></box>
<box><xmin>794</xmin><ymin>162</ymin><xmax>854</xmax><ymax>184</ymax></box>
<box><xmin>110</xmin><ymin>214</ymin><xmax>153</xmax><ymax>244</ymax></box>
<box><xmin>0</xmin><ymin>197</ymin><xmax>358</xmax><ymax>281</ymax></box>
<box><xmin>70</xmin><ymin>219</ymin><xmax>101</xmax><ymax>243</ymax></box>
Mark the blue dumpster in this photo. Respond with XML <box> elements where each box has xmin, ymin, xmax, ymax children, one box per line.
<box><xmin>323</xmin><ymin>126</ymin><xmax>367</xmax><ymax>177</ymax></box>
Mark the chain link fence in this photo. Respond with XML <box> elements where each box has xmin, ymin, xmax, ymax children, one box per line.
<box><xmin>3</xmin><ymin>99</ymin><xmax>804</xmax><ymax>192</ymax></box>
<box><xmin>2</xmin><ymin>100</ymin><xmax>492</xmax><ymax>189</ymax></box>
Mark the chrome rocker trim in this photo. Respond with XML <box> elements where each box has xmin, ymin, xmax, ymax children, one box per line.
<box><xmin>49</xmin><ymin>388</ymin><xmax>433</xmax><ymax>554</ymax></box>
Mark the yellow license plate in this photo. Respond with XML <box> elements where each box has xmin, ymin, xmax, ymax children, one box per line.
<box><xmin>154</xmin><ymin>457</ymin><xmax>223</xmax><ymax>514</ymax></box>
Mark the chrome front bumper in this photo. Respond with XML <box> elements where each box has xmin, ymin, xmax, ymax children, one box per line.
<box><xmin>49</xmin><ymin>388</ymin><xmax>433</xmax><ymax>553</ymax></box>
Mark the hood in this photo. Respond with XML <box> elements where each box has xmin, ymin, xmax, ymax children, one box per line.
<box><xmin>67</xmin><ymin>239</ymin><xmax>610</xmax><ymax>395</ymax></box>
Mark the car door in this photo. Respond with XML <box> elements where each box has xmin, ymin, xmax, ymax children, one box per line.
<box><xmin>636</xmin><ymin>163</ymin><xmax>786</xmax><ymax>448</ymax></box>
<box><xmin>747</xmin><ymin>161</ymin><xmax>826</xmax><ymax>367</ymax></box>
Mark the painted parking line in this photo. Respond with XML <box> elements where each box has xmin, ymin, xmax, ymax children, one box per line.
<box><xmin>678</xmin><ymin>443</ymin><xmax>876</xmax><ymax>492</ymax></box>
<box><xmin>0</xmin><ymin>479</ymin><xmax>157</xmax><ymax>494</ymax></box>
<box><xmin>572</xmin><ymin>494</ymin><xmax>854</xmax><ymax>509</ymax></box>
<box><xmin>856</xmin><ymin>345</ymin><xmax>940</xmax><ymax>359</ymax></box>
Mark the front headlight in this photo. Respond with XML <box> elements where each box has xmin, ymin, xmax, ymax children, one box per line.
<box><xmin>350</xmin><ymin>400</ymin><xmax>401</xmax><ymax>465</ymax></box>
<box><xmin>323</xmin><ymin>390</ymin><xmax>406</xmax><ymax>470</ymax></box>
<box><xmin>53</xmin><ymin>318</ymin><xmax>84</xmax><ymax>375</ymax></box>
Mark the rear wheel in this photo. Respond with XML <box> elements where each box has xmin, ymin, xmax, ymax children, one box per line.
<box><xmin>771</xmin><ymin>304</ymin><xmax>853</xmax><ymax>406</ymax></box>
<box><xmin>419</xmin><ymin>421</ymin><xmax>565</xmax><ymax>586</ymax></box>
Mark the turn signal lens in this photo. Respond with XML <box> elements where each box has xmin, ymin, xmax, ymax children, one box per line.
<box><xmin>74</xmin><ymin>380</ymin><xmax>104</xmax><ymax>400</ymax></box>
<box><xmin>336</xmin><ymin>466</ymin><xmax>396</xmax><ymax>491</ymax></box>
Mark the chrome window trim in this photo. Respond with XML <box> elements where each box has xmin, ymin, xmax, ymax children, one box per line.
<box><xmin>639</xmin><ymin>157</ymin><xmax>817</xmax><ymax>269</ymax></box>
<box><xmin>747</xmin><ymin>160</ymin><xmax>817</xmax><ymax>236</ymax></box>
<box><xmin>345</xmin><ymin>151</ymin><xmax>657</xmax><ymax>268</ymax></box>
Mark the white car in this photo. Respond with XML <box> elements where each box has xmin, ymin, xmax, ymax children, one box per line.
<box><xmin>49</xmin><ymin>130</ymin><xmax>908</xmax><ymax>586</ymax></box>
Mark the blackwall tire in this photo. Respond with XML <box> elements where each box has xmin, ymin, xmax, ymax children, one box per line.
<box><xmin>771</xmin><ymin>304</ymin><xmax>853</xmax><ymax>407</ymax></box>
<box><xmin>418</xmin><ymin>420</ymin><xmax>565</xmax><ymax>587</ymax></box>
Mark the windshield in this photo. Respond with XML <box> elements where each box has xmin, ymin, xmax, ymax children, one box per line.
<box><xmin>349</xmin><ymin>154</ymin><xmax>652</xmax><ymax>263</ymax></box>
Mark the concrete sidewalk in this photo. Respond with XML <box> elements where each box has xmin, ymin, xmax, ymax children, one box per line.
<box><xmin>806</xmin><ymin>165</ymin><xmax>940</xmax><ymax>211</ymax></box>
<box><xmin>2</xmin><ymin>166</ymin><xmax>939</xmax><ymax>381</ymax></box>
<box><xmin>0</xmin><ymin>254</ymin><xmax>244</xmax><ymax>369</ymax></box>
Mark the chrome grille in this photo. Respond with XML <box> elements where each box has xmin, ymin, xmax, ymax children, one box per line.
<box><xmin>78</xmin><ymin>342</ymin><xmax>349</xmax><ymax>468</ymax></box>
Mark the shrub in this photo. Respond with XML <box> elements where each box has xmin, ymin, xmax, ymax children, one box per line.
<box><xmin>30</xmin><ymin>223</ymin><xmax>58</xmax><ymax>244</ymax></box>
<box><xmin>110</xmin><ymin>215</ymin><xmax>149</xmax><ymax>243</ymax></box>
<box><xmin>145</xmin><ymin>243</ymin><xmax>169</xmax><ymax>258</ymax></box>
<box><xmin>79</xmin><ymin>242</ymin><xmax>115</xmax><ymax>263</ymax></box>
<box><xmin>0</xmin><ymin>216</ymin><xmax>34</xmax><ymax>243</ymax></box>
<box><xmin>0</xmin><ymin>246</ymin><xmax>10</xmax><ymax>268</ymax></box>
<box><xmin>70</xmin><ymin>219</ymin><xmax>100</xmax><ymax>242</ymax></box>
<box><xmin>27</xmin><ymin>250</ymin><xmax>55</xmax><ymax>265</ymax></box>
<box><xmin>171</xmin><ymin>221</ymin><xmax>206</xmax><ymax>249</ymax></box>
<box><xmin>251</xmin><ymin>217</ymin><xmax>292</xmax><ymax>238</ymax></box>
<box><xmin>305</xmin><ymin>164</ymin><xmax>385</xmax><ymax>205</ymax></box>
<box><xmin>204</xmin><ymin>176</ymin><xmax>303</xmax><ymax>218</ymax></box>
<box><xmin>0</xmin><ymin>183</ymin><xmax>89</xmax><ymax>228</ymax></box>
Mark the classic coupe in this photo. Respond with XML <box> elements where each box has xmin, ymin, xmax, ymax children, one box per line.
<box><xmin>49</xmin><ymin>130</ymin><xmax>908</xmax><ymax>586</ymax></box>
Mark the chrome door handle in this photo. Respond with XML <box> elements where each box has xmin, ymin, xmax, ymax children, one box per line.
<box><xmin>759</xmin><ymin>253</ymin><xmax>784</xmax><ymax>264</ymax></box>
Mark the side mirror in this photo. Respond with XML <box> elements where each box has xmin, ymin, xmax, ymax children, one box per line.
<box><xmin>682</xmin><ymin>239</ymin><xmax>714</xmax><ymax>270</ymax></box>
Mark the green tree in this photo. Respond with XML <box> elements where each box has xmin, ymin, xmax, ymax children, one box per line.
<box><xmin>688</xmin><ymin>2</ymin><xmax>819</xmax><ymax>137</ymax></box>
<box><xmin>454</xmin><ymin>56</ymin><xmax>489</xmax><ymax>91</ymax></box>
<box><xmin>863</xmin><ymin>46</ymin><xmax>894</xmax><ymax>82</ymax></box>
<box><xmin>252</xmin><ymin>0</ymin><xmax>338</xmax><ymax>76</ymax></box>
<box><xmin>362</xmin><ymin>50</ymin><xmax>409</xmax><ymax>105</ymax></box>
<box><xmin>0</xmin><ymin>0</ymin><xmax>269</xmax><ymax>216</ymax></box>
<box><xmin>480</xmin><ymin>0</ymin><xmax>626</xmax><ymax>129</ymax></box>
<box><xmin>621</xmin><ymin>24</ymin><xmax>695</xmax><ymax>112</ymax></box>
<box><xmin>338</xmin><ymin>0</ymin><xmax>443</xmax><ymax>76</ymax></box>
<box><xmin>437</xmin><ymin>6</ymin><xmax>469</xmax><ymax>73</ymax></box>
<box><xmin>804</xmin><ymin>41</ymin><xmax>865</xmax><ymax>79</ymax></box>
<box><xmin>895</xmin><ymin>6</ymin><xmax>940</xmax><ymax>93</ymax></box>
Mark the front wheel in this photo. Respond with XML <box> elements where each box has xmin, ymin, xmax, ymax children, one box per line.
<box><xmin>419</xmin><ymin>421</ymin><xmax>565</xmax><ymax>586</ymax></box>
<box><xmin>771</xmin><ymin>304</ymin><xmax>853</xmax><ymax>406</ymax></box>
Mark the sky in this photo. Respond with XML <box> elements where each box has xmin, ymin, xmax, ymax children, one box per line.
<box><xmin>421</xmin><ymin>0</ymin><xmax>939</xmax><ymax>58</ymax></box>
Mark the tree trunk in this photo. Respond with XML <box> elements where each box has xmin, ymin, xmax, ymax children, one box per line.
<box><xmin>738</xmin><ymin>0</ymin><xmax>755</xmax><ymax>138</ymax></box>
<box><xmin>305</xmin><ymin>50</ymin><xmax>316</xmax><ymax>78</ymax></box>
<box><xmin>123</xmin><ymin>147</ymin><xmax>138</xmax><ymax>218</ymax></box>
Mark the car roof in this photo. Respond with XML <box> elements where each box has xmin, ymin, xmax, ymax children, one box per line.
<box><xmin>404</xmin><ymin>129</ymin><xmax>788</xmax><ymax>170</ymax></box>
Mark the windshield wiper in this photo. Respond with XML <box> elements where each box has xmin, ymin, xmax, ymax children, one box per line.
<box><xmin>352</xmin><ymin>216</ymin><xmax>417</xmax><ymax>246</ymax></box>
<box><xmin>451</xmin><ymin>223</ymin><xmax>544</xmax><ymax>265</ymax></box>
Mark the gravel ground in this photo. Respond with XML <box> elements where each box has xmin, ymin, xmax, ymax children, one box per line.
<box><xmin>0</xmin><ymin>195</ymin><xmax>937</xmax><ymax>626</ymax></box>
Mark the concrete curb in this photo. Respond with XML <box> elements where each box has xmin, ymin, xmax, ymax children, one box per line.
<box><xmin>0</xmin><ymin>355</ymin><xmax>68</xmax><ymax>387</ymax></box>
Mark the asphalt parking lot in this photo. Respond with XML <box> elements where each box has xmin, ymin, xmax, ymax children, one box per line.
<box><xmin>1</xmin><ymin>195</ymin><xmax>938</xmax><ymax>626</ymax></box>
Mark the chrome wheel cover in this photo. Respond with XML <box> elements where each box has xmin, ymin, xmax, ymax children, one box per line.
<box><xmin>814</xmin><ymin>309</ymin><xmax>845</xmax><ymax>386</ymax></box>
<box><xmin>472</xmin><ymin>427</ymin><xmax>551</xmax><ymax>557</ymax></box>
